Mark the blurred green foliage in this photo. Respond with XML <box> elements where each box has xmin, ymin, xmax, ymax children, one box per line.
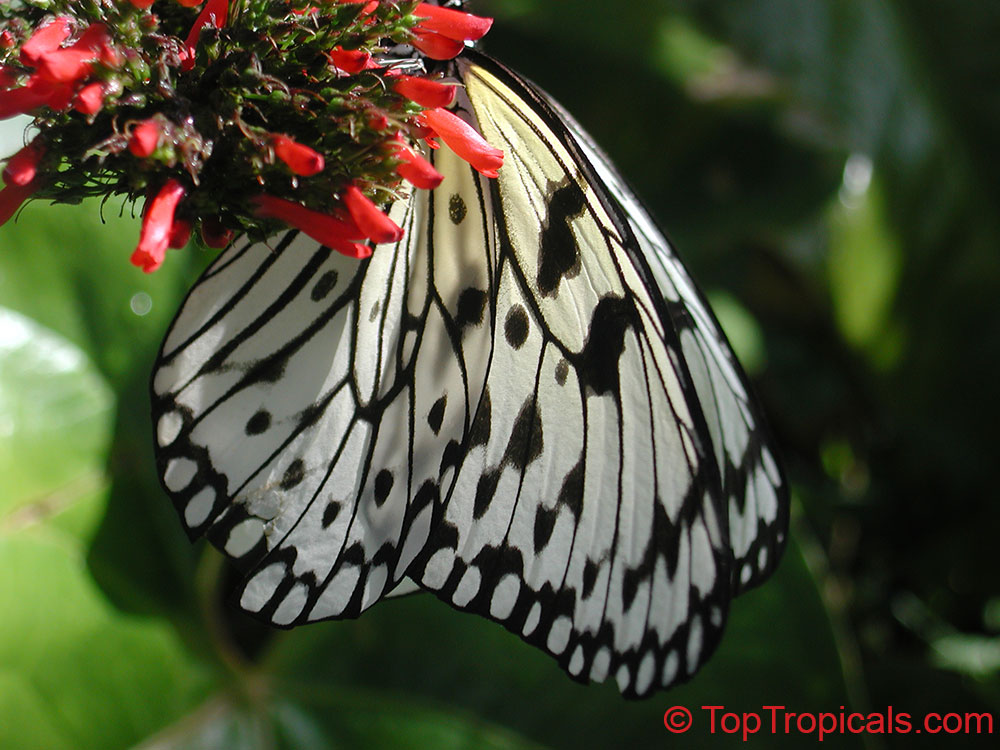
<box><xmin>1</xmin><ymin>0</ymin><xmax>998</xmax><ymax>747</ymax></box>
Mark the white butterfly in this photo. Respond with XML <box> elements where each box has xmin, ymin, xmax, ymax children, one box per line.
<box><xmin>151</xmin><ymin>48</ymin><xmax>788</xmax><ymax>698</ymax></box>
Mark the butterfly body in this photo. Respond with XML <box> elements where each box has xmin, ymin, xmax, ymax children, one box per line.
<box><xmin>153</xmin><ymin>50</ymin><xmax>788</xmax><ymax>698</ymax></box>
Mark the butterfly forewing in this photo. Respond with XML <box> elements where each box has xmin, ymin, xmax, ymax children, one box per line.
<box><xmin>151</xmin><ymin>49</ymin><xmax>787</xmax><ymax>698</ymax></box>
<box><xmin>536</xmin><ymin>90</ymin><xmax>790</xmax><ymax>593</ymax></box>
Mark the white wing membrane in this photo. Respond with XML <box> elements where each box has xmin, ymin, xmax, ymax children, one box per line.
<box><xmin>152</xmin><ymin>51</ymin><xmax>787</xmax><ymax>698</ymax></box>
<box><xmin>536</xmin><ymin>78</ymin><xmax>789</xmax><ymax>594</ymax></box>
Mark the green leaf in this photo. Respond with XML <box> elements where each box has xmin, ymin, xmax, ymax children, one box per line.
<box><xmin>0</xmin><ymin>315</ymin><xmax>212</xmax><ymax>750</ymax></box>
<box><xmin>0</xmin><ymin>199</ymin><xmax>211</xmax><ymax>619</ymax></box>
<box><xmin>0</xmin><ymin>307</ymin><xmax>112</xmax><ymax>536</ymax></box>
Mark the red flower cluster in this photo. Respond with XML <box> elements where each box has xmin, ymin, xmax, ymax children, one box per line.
<box><xmin>0</xmin><ymin>1</ymin><xmax>504</xmax><ymax>272</ymax></box>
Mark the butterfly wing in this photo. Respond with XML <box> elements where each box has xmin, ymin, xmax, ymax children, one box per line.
<box><xmin>524</xmin><ymin>67</ymin><xmax>789</xmax><ymax>595</ymax></box>
<box><xmin>152</xmin><ymin>165</ymin><xmax>496</xmax><ymax>624</ymax></box>
<box><xmin>151</xmin><ymin>50</ymin><xmax>787</xmax><ymax>698</ymax></box>
<box><xmin>402</xmin><ymin>53</ymin><xmax>743</xmax><ymax>698</ymax></box>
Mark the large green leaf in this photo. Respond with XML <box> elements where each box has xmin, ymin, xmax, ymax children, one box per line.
<box><xmin>0</xmin><ymin>313</ymin><xmax>212</xmax><ymax>750</ymax></box>
<box><xmin>0</xmin><ymin>197</ymin><xmax>214</xmax><ymax>621</ymax></box>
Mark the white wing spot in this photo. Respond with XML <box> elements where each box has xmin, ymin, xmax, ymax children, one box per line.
<box><xmin>758</xmin><ymin>546</ymin><xmax>769</xmax><ymax>571</ymax></box>
<box><xmin>310</xmin><ymin>565</ymin><xmax>360</xmax><ymax>618</ymax></box>
<box><xmin>568</xmin><ymin>646</ymin><xmax>585</xmax><ymax>676</ymax></box>
<box><xmin>453</xmin><ymin>566</ymin><xmax>482</xmax><ymax>607</ymax></box>
<box><xmin>421</xmin><ymin>548</ymin><xmax>454</xmax><ymax>590</ymax></box>
<box><xmin>686</xmin><ymin>616</ymin><xmax>703</xmax><ymax>673</ymax></box>
<box><xmin>240</xmin><ymin>562</ymin><xmax>285</xmax><ymax>612</ymax></box>
<box><xmin>183</xmin><ymin>486</ymin><xmax>215</xmax><ymax>528</ymax></box>
<box><xmin>522</xmin><ymin>601</ymin><xmax>541</xmax><ymax>637</ymax></box>
<box><xmin>163</xmin><ymin>457</ymin><xmax>197</xmax><ymax>492</ymax></box>
<box><xmin>361</xmin><ymin>565</ymin><xmax>388</xmax><ymax>610</ymax></box>
<box><xmin>157</xmin><ymin>411</ymin><xmax>183</xmax><ymax>447</ymax></box>
<box><xmin>636</xmin><ymin>652</ymin><xmax>656</xmax><ymax>695</ymax></box>
<box><xmin>662</xmin><ymin>651</ymin><xmax>679</xmax><ymax>686</ymax></box>
<box><xmin>741</xmin><ymin>564</ymin><xmax>752</xmax><ymax>585</ymax></box>
<box><xmin>546</xmin><ymin>616</ymin><xmax>572</xmax><ymax>655</ymax></box>
<box><xmin>590</xmin><ymin>648</ymin><xmax>611</xmax><ymax>682</ymax></box>
<box><xmin>273</xmin><ymin>583</ymin><xmax>308</xmax><ymax>625</ymax></box>
<box><xmin>762</xmin><ymin>447</ymin><xmax>781</xmax><ymax>484</ymax></box>
<box><xmin>225</xmin><ymin>518</ymin><xmax>265</xmax><ymax>558</ymax></box>
<box><xmin>489</xmin><ymin>574</ymin><xmax>520</xmax><ymax>620</ymax></box>
<box><xmin>615</xmin><ymin>665</ymin><xmax>632</xmax><ymax>693</ymax></box>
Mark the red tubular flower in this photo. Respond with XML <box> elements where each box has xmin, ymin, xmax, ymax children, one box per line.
<box><xmin>129</xmin><ymin>119</ymin><xmax>162</xmax><ymax>157</ymax></box>
<box><xmin>33</xmin><ymin>24</ymin><xmax>112</xmax><ymax>85</ymax></box>
<box><xmin>252</xmin><ymin>194</ymin><xmax>371</xmax><ymax>258</ymax></box>
<box><xmin>409</xmin><ymin>31</ymin><xmax>464</xmax><ymax>61</ymax></box>
<box><xmin>43</xmin><ymin>81</ymin><xmax>75</xmax><ymax>111</ymax></box>
<box><xmin>20</xmin><ymin>17</ymin><xmax>71</xmax><ymax>66</ymax></box>
<box><xmin>393</xmin><ymin>142</ymin><xmax>443</xmax><ymax>189</ymax></box>
<box><xmin>132</xmin><ymin>179</ymin><xmax>187</xmax><ymax>272</ymax></box>
<box><xmin>367</xmin><ymin>109</ymin><xmax>389</xmax><ymax>131</ymax></box>
<box><xmin>0</xmin><ymin>179</ymin><xmax>37</xmax><ymax>226</ymax></box>
<box><xmin>413</xmin><ymin>3</ymin><xmax>493</xmax><ymax>41</ymax></box>
<box><xmin>419</xmin><ymin>107</ymin><xmax>504</xmax><ymax>178</ymax></box>
<box><xmin>272</xmin><ymin>134</ymin><xmax>325</xmax><ymax>176</ymax></box>
<box><xmin>74</xmin><ymin>82</ymin><xmax>104</xmax><ymax>115</ymax></box>
<box><xmin>342</xmin><ymin>185</ymin><xmax>403</xmax><ymax>244</ymax></box>
<box><xmin>184</xmin><ymin>0</ymin><xmax>229</xmax><ymax>69</ymax></box>
<box><xmin>392</xmin><ymin>75</ymin><xmax>456</xmax><ymax>109</ymax></box>
<box><xmin>0</xmin><ymin>31</ymin><xmax>15</xmax><ymax>50</ymax></box>
<box><xmin>34</xmin><ymin>48</ymin><xmax>94</xmax><ymax>84</ymax></box>
<box><xmin>3</xmin><ymin>141</ymin><xmax>44</xmax><ymax>186</ymax></box>
<box><xmin>200</xmin><ymin>216</ymin><xmax>233</xmax><ymax>248</ymax></box>
<box><xmin>72</xmin><ymin>24</ymin><xmax>119</xmax><ymax>67</ymax></box>
<box><xmin>328</xmin><ymin>48</ymin><xmax>374</xmax><ymax>74</ymax></box>
<box><xmin>168</xmin><ymin>218</ymin><xmax>192</xmax><ymax>249</ymax></box>
<box><xmin>0</xmin><ymin>76</ymin><xmax>61</xmax><ymax>119</ymax></box>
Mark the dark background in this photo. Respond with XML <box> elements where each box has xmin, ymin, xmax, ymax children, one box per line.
<box><xmin>0</xmin><ymin>1</ymin><xmax>997</xmax><ymax>747</ymax></box>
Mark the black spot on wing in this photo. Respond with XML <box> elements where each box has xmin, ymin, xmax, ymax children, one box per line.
<box><xmin>428</xmin><ymin>395</ymin><xmax>446</xmax><ymax>434</ymax></box>
<box><xmin>310</xmin><ymin>269</ymin><xmax>339</xmax><ymax>301</ymax></box>
<box><xmin>455</xmin><ymin>287</ymin><xmax>487</xmax><ymax>328</ymax></box>
<box><xmin>554</xmin><ymin>359</ymin><xmax>569</xmax><ymax>386</ymax></box>
<box><xmin>581</xmin><ymin>559</ymin><xmax>599</xmax><ymax>598</ymax></box>
<box><xmin>473</xmin><ymin>469</ymin><xmax>501</xmax><ymax>520</ymax></box>
<box><xmin>533</xmin><ymin>505</ymin><xmax>557</xmax><ymax>552</ymax></box>
<box><xmin>468</xmin><ymin>388</ymin><xmax>491</xmax><ymax>448</ymax></box>
<box><xmin>573</xmin><ymin>295</ymin><xmax>638</xmax><ymax>397</ymax></box>
<box><xmin>412</xmin><ymin>480</ymin><xmax>439</xmax><ymax>514</ymax></box>
<box><xmin>449</xmin><ymin>193</ymin><xmax>467</xmax><ymax>224</ymax></box>
<box><xmin>506</xmin><ymin>397</ymin><xmax>543</xmax><ymax>470</ymax></box>
<box><xmin>557</xmin><ymin>459</ymin><xmax>584</xmax><ymax>520</ymax></box>
<box><xmin>537</xmin><ymin>179</ymin><xmax>585</xmax><ymax>296</ymax></box>
<box><xmin>504</xmin><ymin>304</ymin><xmax>529</xmax><ymax>349</ymax></box>
<box><xmin>322</xmin><ymin>500</ymin><xmax>340</xmax><ymax>528</ymax></box>
<box><xmin>245</xmin><ymin>410</ymin><xmax>271</xmax><ymax>435</ymax></box>
<box><xmin>374</xmin><ymin>469</ymin><xmax>394</xmax><ymax>507</ymax></box>
<box><xmin>281</xmin><ymin>459</ymin><xmax>305</xmax><ymax>489</ymax></box>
